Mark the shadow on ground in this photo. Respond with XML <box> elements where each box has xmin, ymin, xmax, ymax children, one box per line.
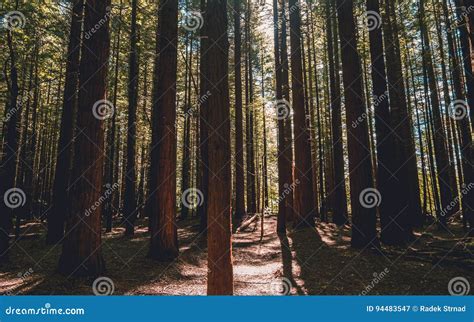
<box><xmin>0</xmin><ymin>216</ymin><xmax>471</xmax><ymax>295</ymax></box>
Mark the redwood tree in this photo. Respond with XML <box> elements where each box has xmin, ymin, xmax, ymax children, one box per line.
<box><xmin>382</xmin><ymin>0</ymin><xmax>421</xmax><ymax>236</ymax></box>
<box><xmin>123</xmin><ymin>0</ymin><xmax>139</xmax><ymax>236</ymax></box>
<box><xmin>366</xmin><ymin>0</ymin><xmax>406</xmax><ymax>245</ymax></box>
<box><xmin>206</xmin><ymin>0</ymin><xmax>233</xmax><ymax>295</ymax></box>
<box><xmin>326</xmin><ymin>0</ymin><xmax>348</xmax><ymax>226</ymax></box>
<box><xmin>148</xmin><ymin>0</ymin><xmax>179</xmax><ymax>260</ymax></box>
<box><xmin>289</xmin><ymin>0</ymin><xmax>316</xmax><ymax>228</ymax></box>
<box><xmin>336</xmin><ymin>0</ymin><xmax>377</xmax><ymax>248</ymax></box>
<box><xmin>419</xmin><ymin>0</ymin><xmax>453</xmax><ymax>228</ymax></box>
<box><xmin>58</xmin><ymin>0</ymin><xmax>111</xmax><ymax>276</ymax></box>
<box><xmin>47</xmin><ymin>0</ymin><xmax>83</xmax><ymax>244</ymax></box>
<box><xmin>234</xmin><ymin>0</ymin><xmax>246</xmax><ymax>223</ymax></box>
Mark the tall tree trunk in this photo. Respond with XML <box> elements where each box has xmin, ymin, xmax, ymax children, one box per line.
<box><xmin>419</xmin><ymin>0</ymin><xmax>453</xmax><ymax>228</ymax></box>
<box><xmin>366</xmin><ymin>0</ymin><xmax>406</xmax><ymax>245</ymax></box>
<box><xmin>289</xmin><ymin>0</ymin><xmax>316</xmax><ymax>228</ymax></box>
<box><xmin>198</xmin><ymin>0</ymin><xmax>210</xmax><ymax>233</ymax></box>
<box><xmin>245</xmin><ymin>0</ymin><xmax>257</xmax><ymax>215</ymax></box>
<box><xmin>445</xmin><ymin>0</ymin><xmax>474</xmax><ymax>234</ymax></box>
<box><xmin>261</xmin><ymin>54</ymin><xmax>269</xmax><ymax>211</ymax></box>
<box><xmin>454</xmin><ymin>0</ymin><xmax>474</xmax><ymax>128</ymax></box>
<box><xmin>206</xmin><ymin>0</ymin><xmax>233</xmax><ymax>295</ymax></box>
<box><xmin>104</xmin><ymin>1</ymin><xmax>123</xmax><ymax>233</ymax></box>
<box><xmin>382</xmin><ymin>0</ymin><xmax>421</xmax><ymax>236</ymax></box>
<box><xmin>0</xmin><ymin>19</ymin><xmax>21</xmax><ymax>263</ymax></box>
<box><xmin>304</xmin><ymin>6</ymin><xmax>320</xmax><ymax>219</ymax></box>
<box><xmin>148</xmin><ymin>0</ymin><xmax>179</xmax><ymax>260</ymax></box>
<box><xmin>234</xmin><ymin>0</ymin><xmax>246</xmax><ymax>222</ymax></box>
<box><xmin>48</xmin><ymin>0</ymin><xmax>83</xmax><ymax>244</ymax></box>
<box><xmin>280</xmin><ymin>1</ymin><xmax>294</xmax><ymax>224</ymax></box>
<box><xmin>336</xmin><ymin>0</ymin><xmax>377</xmax><ymax>248</ymax></box>
<box><xmin>123</xmin><ymin>0</ymin><xmax>139</xmax><ymax>236</ymax></box>
<box><xmin>58</xmin><ymin>0</ymin><xmax>111</xmax><ymax>276</ymax></box>
<box><xmin>46</xmin><ymin>0</ymin><xmax>84</xmax><ymax>244</ymax></box>
<box><xmin>273</xmin><ymin>0</ymin><xmax>287</xmax><ymax>233</ymax></box>
<box><xmin>180</xmin><ymin>27</ymin><xmax>192</xmax><ymax>221</ymax></box>
<box><xmin>327</xmin><ymin>0</ymin><xmax>348</xmax><ymax>225</ymax></box>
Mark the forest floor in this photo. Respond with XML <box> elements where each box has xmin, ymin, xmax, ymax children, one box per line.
<box><xmin>0</xmin><ymin>215</ymin><xmax>472</xmax><ymax>295</ymax></box>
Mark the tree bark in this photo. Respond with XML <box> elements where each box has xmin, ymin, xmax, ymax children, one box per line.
<box><xmin>336</xmin><ymin>0</ymin><xmax>378</xmax><ymax>248</ymax></box>
<box><xmin>148</xmin><ymin>0</ymin><xmax>179</xmax><ymax>260</ymax></box>
<box><xmin>123</xmin><ymin>0</ymin><xmax>139</xmax><ymax>236</ymax></box>
<box><xmin>48</xmin><ymin>0</ymin><xmax>83</xmax><ymax>244</ymax></box>
<box><xmin>206</xmin><ymin>0</ymin><xmax>233</xmax><ymax>295</ymax></box>
<box><xmin>327</xmin><ymin>0</ymin><xmax>348</xmax><ymax>226</ymax></box>
<box><xmin>382</xmin><ymin>0</ymin><xmax>421</xmax><ymax>237</ymax></box>
<box><xmin>289</xmin><ymin>0</ymin><xmax>316</xmax><ymax>228</ymax></box>
<box><xmin>419</xmin><ymin>0</ymin><xmax>453</xmax><ymax>228</ymax></box>
<box><xmin>58</xmin><ymin>0</ymin><xmax>111</xmax><ymax>276</ymax></box>
<box><xmin>198</xmin><ymin>0</ymin><xmax>210</xmax><ymax>233</ymax></box>
<box><xmin>234</xmin><ymin>0</ymin><xmax>246</xmax><ymax>222</ymax></box>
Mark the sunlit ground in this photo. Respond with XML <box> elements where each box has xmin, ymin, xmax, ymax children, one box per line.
<box><xmin>0</xmin><ymin>216</ymin><xmax>471</xmax><ymax>295</ymax></box>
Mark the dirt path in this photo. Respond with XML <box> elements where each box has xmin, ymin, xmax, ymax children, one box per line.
<box><xmin>0</xmin><ymin>216</ymin><xmax>472</xmax><ymax>295</ymax></box>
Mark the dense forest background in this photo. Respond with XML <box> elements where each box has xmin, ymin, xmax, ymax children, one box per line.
<box><xmin>0</xmin><ymin>0</ymin><xmax>472</xmax><ymax>295</ymax></box>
